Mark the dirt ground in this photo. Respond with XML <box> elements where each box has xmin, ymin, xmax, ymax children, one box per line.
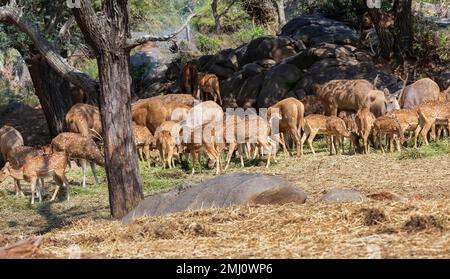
<box><xmin>1</xmin><ymin>109</ymin><xmax>450</xmax><ymax>258</ymax></box>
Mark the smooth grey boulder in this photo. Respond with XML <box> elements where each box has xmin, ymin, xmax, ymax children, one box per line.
<box><xmin>123</xmin><ymin>173</ymin><xmax>307</xmax><ymax>223</ymax></box>
<box><xmin>320</xmin><ymin>189</ymin><xmax>365</xmax><ymax>203</ymax></box>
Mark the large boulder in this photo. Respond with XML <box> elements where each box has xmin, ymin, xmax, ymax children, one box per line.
<box><xmin>123</xmin><ymin>173</ymin><xmax>307</xmax><ymax>223</ymax></box>
<box><xmin>280</xmin><ymin>14</ymin><xmax>359</xmax><ymax>47</ymax></box>
<box><xmin>256</xmin><ymin>64</ymin><xmax>302</xmax><ymax>108</ymax></box>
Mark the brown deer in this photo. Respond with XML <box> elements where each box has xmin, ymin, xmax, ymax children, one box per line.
<box><xmin>132</xmin><ymin>94</ymin><xmax>195</xmax><ymax>134</ymax></box>
<box><xmin>0</xmin><ymin>152</ymin><xmax>69</xmax><ymax>204</ymax></box>
<box><xmin>325</xmin><ymin>116</ymin><xmax>354</xmax><ymax>155</ymax></box>
<box><xmin>132</xmin><ymin>123</ymin><xmax>154</xmax><ymax>168</ymax></box>
<box><xmin>300</xmin><ymin>115</ymin><xmax>354</xmax><ymax>155</ymax></box>
<box><xmin>0</xmin><ymin>126</ymin><xmax>24</xmax><ymax>164</ymax></box>
<box><xmin>5</xmin><ymin>146</ymin><xmax>45</xmax><ymax>197</ymax></box>
<box><xmin>51</xmin><ymin>133</ymin><xmax>104</xmax><ymax>188</ymax></box>
<box><xmin>267</xmin><ymin>98</ymin><xmax>305</xmax><ymax>157</ymax></box>
<box><xmin>155</xmin><ymin>130</ymin><xmax>176</xmax><ymax>169</ymax></box>
<box><xmin>397</xmin><ymin>78</ymin><xmax>441</xmax><ymax>109</ymax></box>
<box><xmin>386</xmin><ymin>108</ymin><xmax>419</xmax><ymax>147</ymax></box>
<box><xmin>65</xmin><ymin>103</ymin><xmax>102</xmax><ymax>139</ymax></box>
<box><xmin>314</xmin><ymin>79</ymin><xmax>400</xmax><ymax>117</ymax></box>
<box><xmin>414</xmin><ymin>101</ymin><xmax>450</xmax><ymax>147</ymax></box>
<box><xmin>181</xmin><ymin>62</ymin><xmax>199</xmax><ymax>94</ymax></box>
<box><xmin>195</xmin><ymin>73</ymin><xmax>222</xmax><ymax>105</ymax></box>
<box><xmin>355</xmin><ymin>108</ymin><xmax>376</xmax><ymax>154</ymax></box>
<box><xmin>372</xmin><ymin>116</ymin><xmax>405</xmax><ymax>153</ymax></box>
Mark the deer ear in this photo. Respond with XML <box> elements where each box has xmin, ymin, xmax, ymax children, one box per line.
<box><xmin>383</xmin><ymin>88</ymin><xmax>390</xmax><ymax>97</ymax></box>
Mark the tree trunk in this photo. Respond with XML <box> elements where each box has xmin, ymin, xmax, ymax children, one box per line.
<box><xmin>97</xmin><ymin>51</ymin><xmax>143</xmax><ymax>218</ymax></box>
<box><xmin>274</xmin><ymin>0</ymin><xmax>286</xmax><ymax>27</ymax></box>
<box><xmin>393</xmin><ymin>0</ymin><xmax>413</xmax><ymax>60</ymax></box>
<box><xmin>367</xmin><ymin>8</ymin><xmax>395</xmax><ymax>59</ymax></box>
<box><xmin>211</xmin><ymin>0</ymin><xmax>221</xmax><ymax>34</ymax></box>
<box><xmin>73</xmin><ymin>0</ymin><xmax>143</xmax><ymax>219</ymax></box>
<box><xmin>27</xmin><ymin>55</ymin><xmax>73</xmax><ymax>137</ymax></box>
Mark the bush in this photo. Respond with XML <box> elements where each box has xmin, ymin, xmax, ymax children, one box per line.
<box><xmin>412</xmin><ymin>16</ymin><xmax>450</xmax><ymax>64</ymax></box>
<box><xmin>231</xmin><ymin>26</ymin><xmax>269</xmax><ymax>45</ymax></box>
<box><xmin>196</xmin><ymin>34</ymin><xmax>222</xmax><ymax>54</ymax></box>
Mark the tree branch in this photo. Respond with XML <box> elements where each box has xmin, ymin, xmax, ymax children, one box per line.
<box><xmin>0</xmin><ymin>5</ymin><xmax>98</xmax><ymax>94</ymax></box>
<box><xmin>125</xmin><ymin>12</ymin><xmax>196</xmax><ymax>49</ymax></box>
<box><xmin>71</xmin><ymin>0</ymin><xmax>106</xmax><ymax>52</ymax></box>
<box><xmin>58</xmin><ymin>15</ymin><xmax>75</xmax><ymax>39</ymax></box>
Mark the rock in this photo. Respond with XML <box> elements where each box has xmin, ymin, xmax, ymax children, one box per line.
<box><xmin>239</xmin><ymin>36</ymin><xmax>302</xmax><ymax>66</ymax></box>
<box><xmin>320</xmin><ymin>188</ymin><xmax>365</xmax><ymax>203</ymax></box>
<box><xmin>437</xmin><ymin>71</ymin><xmax>450</xmax><ymax>90</ymax></box>
<box><xmin>280</xmin><ymin>14</ymin><xmax>359</xmax><ymax>47</ymax></box>
<box><xmin>257</xmin><ymin>64</ymin><xmax>302</xmax><ymax>108</ymax></box>
<box><xmin>123</xmin><ymin>173</ymin><xmax>307</xmax><ymax>223</ymax></box>
<box><xmin>242</xmin><ymin>63</ymin><xmax>265</xmax><ymax>78</ymax></box>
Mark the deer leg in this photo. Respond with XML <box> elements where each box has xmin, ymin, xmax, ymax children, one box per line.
<box><xmin>81</xmin><ymin>159</ymin><xmax>87</xmax><ymax>188</ymax></box>
<box><xmin>224</xmin><ymin>144</ymin><xmax>233</xmax><ymax>172</ymax></box>
<box><xmin>279</xmin><ymin>133</ymin><xmax>289</xmax><ymax>156</ymax></box>
<box><xmin>300</xmin><ymin>130</ymin><xmax>308</xmax><ymax>156</ymax></box>
<box><xmin>308</xmin><ymin>131</ymin><xmax>317</xmax><ymax>155</ymax></box>
<box><xmin>421</xmin><ymin>121</ymin><xmax>433</xmax><ymax>145</ymax></box>
<box><xmin>90</xmin><ymin>162</ymin><xmax>99</xmax><ymax>185</ymax></box>
<box><xmin>30</xmin><ymin>178</ymin><xmax>37</xmax><ymax>205</ymax></box>
<box><xmin>414</xmin><ymin>124</ymin><xmax>422</xmax><ymax>148</ymax></box>
<box><xmin>144</xmin><ymin>144</ymin><xmax>151</xmax><ymax>169</ymax></box>
<box><xmin>14</xmin><ymin>179</ymin><xmax>24</xmax><ymax>197</ymax></box>
<box><xmin>379</xmin><ymin>134</ymin><xmax>385</xmax><ymax>154</ymax></box>
<box><xmin>237</xmin><ymin>144</ymin><xmax>245</xmax><ymax>168</ymax></box>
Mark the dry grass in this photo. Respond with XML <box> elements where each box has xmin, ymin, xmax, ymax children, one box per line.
<box><xmin>40</xmin><ymin>200</ymin><xmax>450</xmax><ymax>258</ymax></box>
<box><xmin>1</xmin><ymin>146</ymin><xmax>450</xmax><ymax>258</ymax></box>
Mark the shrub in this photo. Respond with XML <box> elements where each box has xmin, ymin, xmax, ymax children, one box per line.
<box><xmin>196</xmin><ymin>34</ymin><xmax>222</xmax><ymax>54</ymax></box>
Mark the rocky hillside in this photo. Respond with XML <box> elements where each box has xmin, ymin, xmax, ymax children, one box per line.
<box><xmin>140</xmin><ymin>14</ymin><xmax>450</xmax><ymax>108</ymax></box>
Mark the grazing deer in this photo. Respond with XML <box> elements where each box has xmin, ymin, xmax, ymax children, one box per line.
<box><xmin>372</xmin><ymin>116</ymin><xmax>405</xmax><ymax>153</ymax></box>
<box><xmin>5</xmin><ymin>146</ymin><xmax>45</xmax><ymax>197</ymax></box>
<box><xmin>51</xmin><ymin>133</ymin><xmax>104</xmax><ymax>188</ymax></box>
<box><xmin>0</xmin><ymin>152</ymin><xmax>69</xmax><ymax>204</ymax></box>
<box><xmin>397</xmin><ymin>78</ymin><xmax>441</xmax><ymax>109</ymax></box>
<box><xmin>386</xmin><ymin>108</ymin><xmax>419</xmax><ymax>147</ymax></box>
<box><xmin>195</xmin><ymin>73</ymin><xmax>222</xmax><ymax>105</ymax></box>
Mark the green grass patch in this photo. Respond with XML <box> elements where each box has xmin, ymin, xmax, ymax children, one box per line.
<box><xmin>399</xmin><ymin>140</ymin><xmax>450</xmax><ymax>160</ymax></box>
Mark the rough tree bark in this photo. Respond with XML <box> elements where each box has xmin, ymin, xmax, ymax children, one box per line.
<box><xmin>365</xmin><ymin>0</ymin><xmax>413</xmax><ymax>61</ymax></box>
<box><xmin>27</xmin><ymin>55</ymin><xmax>73</xmax><ymax>136</ymax></box>
<box><xmin>273</xmin><ymin>0</ymin><xmax>286</xmax><ymax>27</ymax></box>
<box><xmin>393</xmin><ymin>0</ymin><xmax>413</xmax><ymax>59</ymax></box>
<box><xmin>72</xmin><ymin>0</ymin><xmax>143</xmax><ymax>218</ymax></box>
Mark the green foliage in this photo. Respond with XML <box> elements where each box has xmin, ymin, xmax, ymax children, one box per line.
<box><xmin>412</xmin><ymin>16</ymin><xmax>450</xmax><ymax>63</ymax></box>
<box><xmin>78</xmin><ymin>59</ymin><xmax>99</xmax><ymax>80</ymax></box>
<box><xmin>196</xmin><ymin>33</ymin><xmax>222</xmax><ymax>54</ymax></box>
<box><xmin>193</xmin><ymin>0</ymin><xmax>251</xmax><ymax>33</ymax></box>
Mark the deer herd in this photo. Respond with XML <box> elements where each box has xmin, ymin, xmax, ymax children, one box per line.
<box><xmin>1</xmin><ymin>65</ymin><xmax>450</xmax><ymax>204</ymax></box>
